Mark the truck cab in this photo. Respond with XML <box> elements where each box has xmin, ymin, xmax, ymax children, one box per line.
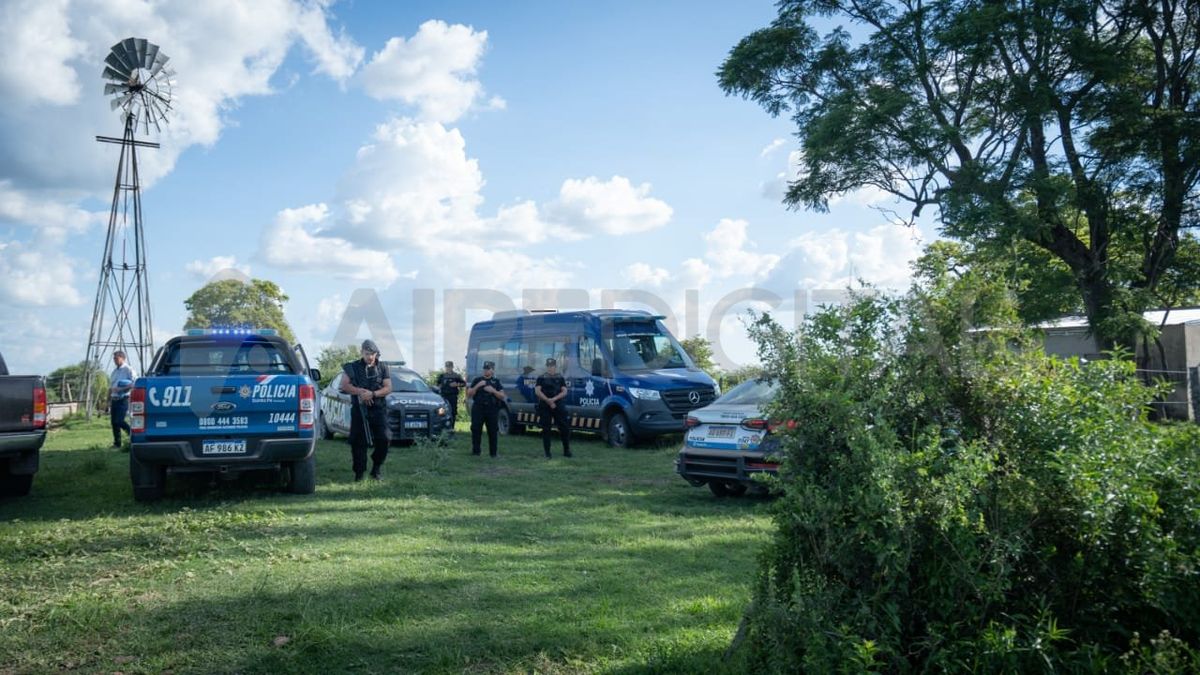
<box><xmin>129</xmin><ymin>329</ymin><xmax>319</xmax><ymax>501</ymax></box>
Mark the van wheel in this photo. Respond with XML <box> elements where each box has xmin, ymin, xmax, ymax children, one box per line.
<box><xmin>318</xmin><ymin>413</ymin><xmax>335</xmax><ymax>440</ymax></box>
<box><xmin>287</xmin><ymin>455</ymin><xmax>316</xmax><ymax>494</ymax></box>
<box><xmin>606</xmin><ymin>412</ymin><xmax>631</xmax><ymax>448</ymax></box>
<box><xmin>497</xmin><ymin>407</ymin><xmax>524</xmax><ymax>435</ymax></box>
<box><xmin>130</xmin><ymin>453</ymin><xmax>165</xmax><ymax>502</ymax></box>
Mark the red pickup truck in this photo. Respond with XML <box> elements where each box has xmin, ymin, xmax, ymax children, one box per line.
<box><xmin>0</xmin><ymin>351</ymin><xmax>47</xmax><ymax>497</ymax></box>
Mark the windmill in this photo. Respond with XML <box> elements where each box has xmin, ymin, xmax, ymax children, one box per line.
<box><xmin>83</xmin><ymin>38</ymin><xmax>175</xmax><ymax>417</ymax></box>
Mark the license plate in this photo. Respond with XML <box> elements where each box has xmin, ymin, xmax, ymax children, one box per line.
<box><xmin>201</xmin><ymin>439</ymin><xmax>246</xmax><ymax>455</ymax></box>
<box><xmin>404</xmin><ymin>421</ymin><xmax>427</xmax><ymax>429</ymax></box>
<box><xmin>707</xmin><ymin>426</ymin><xmax>735</xmax><ymax>438</ymax></box>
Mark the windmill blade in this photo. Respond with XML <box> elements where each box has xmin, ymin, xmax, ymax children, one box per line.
<box><xmin>110</xmin><ymin>92</ymin><xmax>133</xmax><ymax>111</ymax></box>
<box><xmin>104</xmin><ymin>82</ymin><xmax>124</xmax><ymax>95</ymax></box>
<box><xmin>134</xmin><ymin>38</ymin><xmax>148</xmax><ymax>68</ymax></box>
<box><xmin>107</xmin><ymin>41</ymin><xmax>134</xmax><ymax>70</ymax></box>
<box><xmin>121</xmin><ymin>38</ymin><xmax>138</xmax><ymax>65</ymax></box>
<box><xmin>102</xmin><ymin>65</ymin><xmax>129</xmax><ymax>82</ymax></box>
<box><xmin>104</xmin><ymin>52</ymin><xmax>131</xmax><ymax>78</ymax></box>
<box><xmin>113</xmin><ymin>40</ymin><xmax>138</xmax><ymax>74</ymax></box>
<box><xmin>145</xmin><ymin>43</ymin><xmax>159</xmax><ymax>70</ymax></box>
<box><xmin>149</xmin><ymin>53</ymin><xmax>170</xmax><ymax>77</ymax></box>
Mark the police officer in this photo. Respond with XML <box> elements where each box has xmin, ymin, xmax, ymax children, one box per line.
<box><xmin>109</xmin><ymin>350</ymin><xmax>136</xmax><ymax>448</ymax></box>
<box><xmin>467</xmin><ymin>360</ymin><xmax>506</xmax><ymax>457</ymax></box>
<box><xmin>436</xmin><ymin>360</ymin><xmax>466</xmax><ymax>428</ymax></box>
<box><xmin>535</xmin><ymin>357</ymin><xmax>572</xmax><ymax>458</ymax></box>
<box><xmin>340</xmin><ymin>339</ymin><xmax>393</xmax><ymax>481</ymax></box>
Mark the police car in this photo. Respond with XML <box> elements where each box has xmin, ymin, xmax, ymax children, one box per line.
<box><xmin>128</xmin><ymin>329</ymin><xmax>321</xmax><ymax>501</ymax></box>
<box><xmin>675</xmin><ymin>378</ymin><xmax>782</xmax><ymax>496</ymax></box>
<box><xmin>318</xmin><ymin>362</ymin><xmax>451</xmax><ymax>444</ymax></box>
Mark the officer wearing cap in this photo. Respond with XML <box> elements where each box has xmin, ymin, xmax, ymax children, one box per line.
<box><xmin>535</xmin><ymin>357</ymin><xmax>572</xmax><ymax>458</ymax></box>
<box><xmin>340</xmin><ymin>339</ymin><xmax>392</xmax><ymax>480</ymax></box>
<box><xmin>467</xmin><ymin>360</ymin><xmax>506</xmax><ymax>457</ymax></box>
<box><xmin>435</xmin><ymin>360</ymin><xmax>466</xmax><ymax>429</ymax></box>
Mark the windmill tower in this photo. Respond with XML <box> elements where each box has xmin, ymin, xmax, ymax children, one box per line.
<box><xmin>83</xmin><ymin>38</ymin><xmax>174</xmax><ymax>417</ymax></box>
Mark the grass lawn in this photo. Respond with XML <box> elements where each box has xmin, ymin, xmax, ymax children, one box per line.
<box><xmin>0</xmin><ymin>418</ymin><xmax>772</xmax><ymax>674</ymax></box>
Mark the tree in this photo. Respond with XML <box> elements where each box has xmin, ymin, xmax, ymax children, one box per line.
<box><xmin>183</xmin><ymin>279</ymin><xmax>296</xmax><ymax>343</ymax></box>
<box><xmin>680</xmin><ymin>335</ymin><xmax>720</xmax><ymax>379</ymax></box>
<box><xmin>46</xmin><ymin>361</ymin><xmax>108</xmax><ymax>405</ymax></box>
<box><xmin>720</xmin><ymin>0</ymin><xmax>1200</xmax><ymax>348</ymax></box>
<box><xmin>316</xmin><ymin>344</ymin><xmax>360</xmax><ymax>388</ymax></box>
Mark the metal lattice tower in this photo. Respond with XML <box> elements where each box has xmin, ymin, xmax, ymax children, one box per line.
<box><xmin>83</xmin><ymin>38</ymin><xmax>174</xmax><ymax>416</ymax></box>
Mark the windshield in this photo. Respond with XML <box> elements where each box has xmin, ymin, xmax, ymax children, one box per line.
<box><xmin>716</xmin><ymin>379</ymin><xmax>778</xmax><ymax>405</ymax></box>
<box><xmin>390</xmin><ymin>371</ymin><xmax>431</xmax><ymax>393</ymax></box>
<box><xmin>604</xmin><ymin>321</ymin><xmax>690</xmax><ymax>371</ymax></box>
<box><xmin>156</xmin><ymin>339</ymin><xmax>295</xmax><ymax>375</ymax></box>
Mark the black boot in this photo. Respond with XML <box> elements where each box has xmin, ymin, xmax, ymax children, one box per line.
<box><xmin>354</xmin><ymin>471</ymin><xmax>364</xmax><ymax>482</ymax></box>
<box><xmin>370</xmin><ymin>463</ymin><xmax>382</xmax><ymax>480</ymax></box>
<box><xmin>563</xmin><ymin>447</ymin><xmax>573</xmax><ymax>458</ymax></box>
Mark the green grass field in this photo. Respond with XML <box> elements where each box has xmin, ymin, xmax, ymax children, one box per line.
<box><xmin>0</xmin><ymin>418</ymin><xmax>772</xmax><ymax>674</ymax></box>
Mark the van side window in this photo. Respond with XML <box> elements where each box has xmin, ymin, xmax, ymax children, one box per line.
<box><xmin>501</xmin><ymin>340</ymin><xmax>522</xmax><ymax>373</ymax></box>
<box><xmin>580</xmin><ymin>336</ymin><xmax>603</xmax><ymax>375</ymax></box>
<box><xmin>477</xmin><ymin>341</ymin><xmax>502</xmax><ymax>371</ymax></box>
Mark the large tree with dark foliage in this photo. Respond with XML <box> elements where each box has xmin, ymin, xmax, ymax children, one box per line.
<box><xmin>183</xmin><ymin>279</ymin><xmax>296</xmax><ymax>343</ymax></box>
<box><xmin>720</xmin><ymin>0</ymin><xmax>1200</xmax><ymax>347</ymax></box>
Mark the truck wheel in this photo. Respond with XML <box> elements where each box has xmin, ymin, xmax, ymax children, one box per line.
<box><xmin>130</xmin><ymin>453</ymin><xmax>165</xmax><ymax>502</ymax></box>
<box><xmin>318</xmin><ymin>413</ymin><xmax>335</xmax><ymax>440</ymax></box>
<box><xmin>287</xmin><ymin>455</ymin><xmax>316</xmax><ymax>494</ymax></box>
<box><xmin>606</xmin><ymin>411</ymin><xmax>631</xmax><ymax>448</ymax></box>
<box><xmin>709</xmin><ymin>482</ymin><xmax>747</xmax><ymax>497</ymax></box>
<box><xmin>0</xmin><ymin>472</ymin><xmax>33</xmax><ymax>497</ymax></box>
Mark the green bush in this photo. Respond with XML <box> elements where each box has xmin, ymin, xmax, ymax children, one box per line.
<box><xmin>737</xmin><ymin>283</ymin><xmax>1200</xmax><ymax>672</ymax></box>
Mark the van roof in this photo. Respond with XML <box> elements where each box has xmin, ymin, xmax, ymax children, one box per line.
<box><xmin>476</xmin><ymin>308</ymin><xmax>665</xmax><ymax>330</ymax></box>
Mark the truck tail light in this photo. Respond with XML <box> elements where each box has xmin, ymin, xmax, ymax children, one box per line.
<box><xmin>299</xmin><ymin>384</ymin><xmax>314</xmax><ymax>429</ymax></box>
<box><xmin>33</xmin><ymin>384</ymin><xmax>46</xmax><ymax>429</ymax></box>
<box><xmin>130</xmin><ymin>387</ymin><xmax>146</xmax><ymax>432</ymax></box>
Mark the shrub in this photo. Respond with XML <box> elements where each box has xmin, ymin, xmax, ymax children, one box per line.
<box><xmin>737</xmin><ymin>283</ymin><xmax>1200</xmax><ymax>672</ymax></box>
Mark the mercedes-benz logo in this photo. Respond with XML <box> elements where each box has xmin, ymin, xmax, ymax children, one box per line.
<box><xmin>688</xmin><ymin>390</ymin><xmax>701</xmax><ymax>405</ymax></box>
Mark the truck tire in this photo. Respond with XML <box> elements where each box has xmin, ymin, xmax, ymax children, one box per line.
<box><xmin>318</xmin><ymin>413</ymin><xmax>335</xmax><ymax>440</ymax></box>
<box><xmin>287</xmin><ymin>455</ymin><xmax>316</xmax><ymax>494</ymax></box>
<box><xmin>130</xmin><ymin>453</ymin><xmax>165</xmax><ymax>502</ymax></box>
<box><xmin>709</xmin><ymin>481</ymin><xmax>747</xmax><ymax>497</ymax></box>
<box><xmin>606</xmin><ymin>411</ymin><xmax>632</xmax><ymax>448</ymax></box>
<box><xmin>0</xmin><ymin>469</ymin><xmax>33</xmax><ymax>497</ymax></box>
<box><xmin>497</xmin><ymin>407</ymin><xmax>524</xmax><ymax>435</ymax></box>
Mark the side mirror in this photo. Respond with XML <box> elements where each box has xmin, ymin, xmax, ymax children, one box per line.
<box><xmin>591</xmin><ymin>358</ymin><xmax>605</xmax><ymax>377</ymax></box>
<box><xmin>309</xmin><ymin>368</ymin><xmax>322</xmax><ymax>383</ymax></box>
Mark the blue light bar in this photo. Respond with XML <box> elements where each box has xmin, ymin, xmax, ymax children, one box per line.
<box><xmin>185</xmin><ymin>327</ymin><xmax>279</xmax><ymax>336</ymax></box>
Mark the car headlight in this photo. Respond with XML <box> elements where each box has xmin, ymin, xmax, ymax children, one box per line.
<box><xmin>628</xmin><ymin>387</ymin><xmax>660</xmax><ymax>400</ymax></box>
<box><xmin>437</xmin><ymin>407</ymin><xmax>446</xmax><ymax>416</ymax></box>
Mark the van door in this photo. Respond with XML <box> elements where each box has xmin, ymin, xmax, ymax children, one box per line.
<box><xmin>566</xmin><ymin>335</ymin><xmax>608</xmax><ymax>431</ymax></box>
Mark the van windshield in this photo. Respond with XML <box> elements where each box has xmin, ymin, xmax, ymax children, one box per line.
<box><xmin>604</xmin><ymin>322</ymin><xmax>690</xmax><ymax>372</ymax></box>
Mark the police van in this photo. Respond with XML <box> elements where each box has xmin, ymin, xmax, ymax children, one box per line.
<box><xmin>465</xmin><ymin>309</ymin><xmax>719</xmax><ymax>447</ymax></box>
<box><xmin>129</xmin><ymin>329</ymin><xmax>320</xmax><ymax>501</ymax></box>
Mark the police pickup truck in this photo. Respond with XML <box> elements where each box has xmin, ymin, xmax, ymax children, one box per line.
<box><xmin>129</xmin><ymin>329</ymin><xmax>320</xmax><ymax>501</ymax></box>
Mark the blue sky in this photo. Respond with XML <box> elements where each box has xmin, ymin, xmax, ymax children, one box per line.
<box><xmin>0</xmin><ymin>0</ymin><xmax>929</xmax><ymax>377</ymax></box>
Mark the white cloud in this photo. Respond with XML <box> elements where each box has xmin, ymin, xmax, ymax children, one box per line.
<box><xmin>359</xmin><ymin>20</ymin><xmax>492</xmax><ymax>123</ymax></box>
<box><xmin>762</xmin><ymin>149</ymin><xmax>804</xmax><ymax>201</ymax></box>
<box><xmin>703</xmin><ymin>218</ymin><xmax>780</xmax><ymax>279</ymax></box>
<box><xmin>543</xmin><ymin>176</ymin><xmax>673</xmax><ymax>236</ymax></box>
<box><xmin>259</xmin><ymin>203</ymin><xmax>400</xmax><ymax>284</ymax></box>
<box><xmin>185</xmin><ymin>255</ymin><xmax>251</xmax><ymax>281</ymax></box>
<box><xmin>0</xmin><ymin>241</ymin><xmax>84</xmax><ymax>307</ymax></box>
<box><xmin>293</xmin><ymin>3</ymin><xmax>364</xmax><ymax>82</ymax></box>
<box><xmin>0</xmin><ymin>181</ymin><xmax>103</xmax><ymax>243</ymax></box>
<box><xmin>623</xmin><ymin>262</ymin><xmax>670</xmax><ymax>287</ymax></box>
<box><xmin>760</xmin><ymin>138</ymin><xmax>786</xmax><ymax>157</ymax></box>
<box><xmin>0</xmin><ymin>0</ymin><xmax>85</xmax><ymax>107</ymax></box>
<box><xmin>314</xmin><ymin>293</ymin><xmax>346</xmax><ymax>334</ymax></box>
<box><xmin>765</xmin><ymin>223</ymin><xmax>925</xmax><ymax>291</ymax></box>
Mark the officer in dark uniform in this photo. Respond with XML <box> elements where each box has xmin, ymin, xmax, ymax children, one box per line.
<box><xmin>535</xmin><ymin>357</ymin><xmax>572</xmax><ymax>458</ymax></box>
<box><xmin>435</xmin><ymin>360</ymin><xmax>466</xmax><ymax>428</ymax></box>
<box><xmin>467</xmin><ymin>360</ymin><xmax>506</xmax><ymax>457</ymax></box>
<box><xmin>340</xmin><ymin>339</ymin><xmax>393</xmax><ymax>480</ymax></box>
